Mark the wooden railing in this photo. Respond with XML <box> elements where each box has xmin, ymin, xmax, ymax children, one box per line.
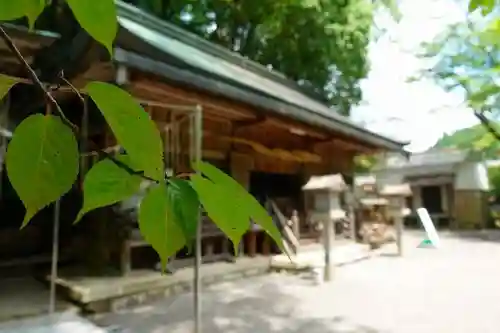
<box><xmin>266</xmin><ymin>199</ymin><xmax>299</xmax><ymax>255</ymax></box>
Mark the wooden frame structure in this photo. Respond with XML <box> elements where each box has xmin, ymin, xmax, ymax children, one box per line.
<box><xmin>0</xmin><ymin>1</ymin><xmax>407</xmax><ymax>283</ymax></box>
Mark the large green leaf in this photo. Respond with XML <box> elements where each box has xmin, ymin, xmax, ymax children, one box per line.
<box><xmin>193</xmin><ymin>161</ymin><xmax>286</xmax><ymax>254</ymax></box>
<box><xmin>167</xmin><ymin>178</ymin><xmax>199</xmax><ymax>250</ymax></box>
<box><xmin>468</xmin><ymin>0</ymin><xmax>496</xmax><ymax>15</ymax></box>
<box><xmin>469</xmin><ymin>84</ymin><xmax>500</xmax><ymax>108</ymax></box>
<box><xmin>190</xmin><ymin>173</ymin><xmax>248</xmax><ymax>251</ymax></box>
<box><xmin>0</xmin><ymin>74</ymin><xmax>19</xmax><ymax>100</ymax></box>
<box><xmin>0</xmin><ymin>0</ymin><xmax>45</xmax><ymax>28</ymax></box>
<box><xmin>85</xmin><ymin>82</ymin><xmax>164</xmax><ymax>181</ymax></box>
<box><xmin>138</xmin><ymin>183</ymin><xmax>186</xmax><ymax>272</ymax></box>
<box><xmin>6</xmin><ymin>114</ymin><xmax>79</xmax><ymax>227</ymax></box>
<box><xmin>75</xmin><ymin>155</ymin><xmax>142</xmax><ymax>223</ymax></box>
<box><xmin>65</xmin><ymin>0</ymin><xmax>117</xmax><ymax>55</ymax></box>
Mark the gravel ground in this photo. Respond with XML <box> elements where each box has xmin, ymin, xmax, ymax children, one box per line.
<box><xmin>95</xmin><ymin>231</ymin><xmax>500</xmax><ymax>333</ymax></box>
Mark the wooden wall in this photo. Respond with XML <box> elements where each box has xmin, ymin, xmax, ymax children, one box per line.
<box><xmin>125</xmin><ymin>74</ymin><xmax>365</xmax><ymax>179</ymax></box>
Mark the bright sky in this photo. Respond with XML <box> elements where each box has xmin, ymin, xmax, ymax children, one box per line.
<box><xmin>351</xmin><ymin>0</ymin><xmax>479</xmax><ymax>152</ymax></box>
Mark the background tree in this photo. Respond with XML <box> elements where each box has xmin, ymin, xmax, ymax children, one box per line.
<box><xmin>414</xmin><ymin>2</ymin><xmax>500</xmax><ymax>153</ymax></box>
<box><xmin>433</xmin><ymin>124</ymin><xmax>500</xmax><ymax>159</ymax></box>
<box><xmin>123</xmin><ymin>0</ymin><xmax>379</xmax><ymax>116</ymax></box>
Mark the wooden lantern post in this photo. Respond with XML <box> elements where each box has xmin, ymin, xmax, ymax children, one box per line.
<box><xmin>380</xmin><ymin>184</ymin><xmax>412</xmax><ymax>256</ymax></box>
<box><xmin>302</xmin><ymin>174</ymin><xmax>347</xmax><ymax>282</ymax></box>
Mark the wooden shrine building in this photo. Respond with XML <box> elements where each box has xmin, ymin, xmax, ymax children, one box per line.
<box><xmin>0</xmin><ymin>1</ymin><xmax>406</xmax><ymax>283</ymax></box>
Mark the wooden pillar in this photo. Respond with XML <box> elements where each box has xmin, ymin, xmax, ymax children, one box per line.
<box><xmin>441</xmin><ymin>184</ymin><xmax>448</xmax><ymax>213</ymax></box>
<box><xmin>413</xmin><ymin>186</ymin><xmax>422</xmax><ymax>210</ymax></box>
<box><xmin>323</xmin><ymin>219</ymin><xmax>335</xmax><ymax>281</ymax></box>
<box><xmin>230</xmin><ymin>152</ymin><xmax>254</xmax><ymax>256</ymax></box>
<box><xmin>381</xmin><ymin>184</ymin><xmax>412</xmax><ymax>257</ymax></box>
<box><xmin>262</xmin><ymin>234</ymin><xmax>271</xmax><ymax>255</ymax></box>
<box><xmin>120</xmin><ymin>237</ymin><xmax>131</xmax><ymax>276</ymax></box>
<box><xmin>247</xmin><ymin>232</ymin><xmax>257</xmax><ymax>257</ymax></box>
<box><xmin>395</xmin><ymin>215</ymin><xmax>403</xmax><ymax>256</ymax></box>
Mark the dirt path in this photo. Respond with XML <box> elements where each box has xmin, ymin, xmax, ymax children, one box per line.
<box><xmin>95</xmin><ymin>231</ymin><xmax>500</xmax><ymax>333</ymax></box>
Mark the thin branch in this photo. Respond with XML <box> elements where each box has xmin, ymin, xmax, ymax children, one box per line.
<box><xmin>0</xmin><ymin>26</ymin><xmax>78</xmax><ymax>132</ymax></box>
<box><xmin>474</xmin><ymin>110</ymin><xmax>500</xmax><ymax>141</ymax></box>
<box><xmin>0</xmin><ymin>26</ymin><xmax>158</xmax><ymax>183</ymax></box>
<box><xmin>58</xmin><ymin>72</ymin><xmax>158</xmax><ymax>183</ymax></box>
<box><xmin>59</xmin><ymin>73</ymin><xmax>84</xmax><ymax>103</ymax></box>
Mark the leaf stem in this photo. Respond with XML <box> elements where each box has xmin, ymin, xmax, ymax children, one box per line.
<box><xmin>0</xmin><ymin>26</ymin><xmax>78</xmax><ymax>131</ymax></box>
<box><xmin>58</xmin><ymin>73</ymin><xmax>158</xmax><ymax>183</ymax></box>
<box><xmin>0</xmin><ymin>26</ymin><xmax>158</xmax><ymax>184</ymax></box>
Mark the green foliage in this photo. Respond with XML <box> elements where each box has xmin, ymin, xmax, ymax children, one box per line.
<box><xmin>85</xmin><ymin>82</ymin><xmax>165</xmax><ymax>182</ymax></box>
<box><xmin>416</xmin><ymin>3</ymin><xmax>500</xmax><ymax>115</ymax></box>
<box><xmin>65</xmin><ymin>0</ymin><xmax>117</xmax><ymax>55</ymax></box>
<box><xmin>126</xmin><ymin>0</ymin><xmax>376</xmax><ymax>115</ymax></box>
<box><xmin>488</xmin><ymin>164</ymin><xmax>500</xmax><ymax>198</ymax></box>
<box><xmin>190</xmin><ymin>173</ymin><xmax>249</xmax><ymax>250</ymax></box>
<box><xmin>5</xmin><ymin>114</ymin><xmax>79</xmax><ymax>227</ymax></box>
<box><xmin>166</xmin><ymin>178</ymin><xmax>200</xmax><ymax>249</ymax></box>
<box><xmin>138</xmin><ymin>183</ymin><xmax>187</xmax><ymax>272</ymax></box>
<box><xmin>191</xmin><ymin>161</ymin><xmax>286</xmax><ymax>255</ymax></box>
<box><xmin>415</xmin><ymin>8</ymin><xmax>500</xmax><ymax>148</ymax></box>
<box><xmin>0</xmin><ymin>0</ymin><xmax>46</xmax><ymax>29</ymax></box>
<box><xmin>75</xmin><ymin>155</ymin><xmax>142</xmax><ymax>223</ymax></box>
<box><xmin>469</xmin><ymin>0</ymin><xmax>496</xmax><ymax>15</ymax></box>
<box><xmin>354</xmin><ymin>154</ymin><xmax>378</xmax><ymax>173</ymax></box>
<box><xmin>0</xmin><ymin>0</ymin><xmax>287</xmax><ymax>265</ymax></box>
<box><xmin>434</xmin><ymin>124</ymin><xmax>500</xmax><ymax>159</ymax></box>
<box><xmin>0</xmin><ymin>74</ymin><xmax>19</xmax><ymax>100</ymax></box>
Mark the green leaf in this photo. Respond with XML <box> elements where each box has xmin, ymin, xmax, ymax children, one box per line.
<box><xmin>193</xmin><ymin>161</ymin><xmax>286</xmax><ymax>255</ymax></box>
<box><xmin>468</xmin><ymin>0</ymin><xmax>495</xmax><ymax>15</ymax></box>
<box><xmin>65</xmin><ymin>0</ymin><xmax>117</xmax><ymax>55</ymax></box>
<box><xmin>167</xmin><ymin>178</ymin><xmax>199</xmax><ymax>250</ymax></box>
<box><xmin>85</xmin><ymin>82</ymin><xmax>164</xmax><ymax>181</ymax></box>
<box><xmin>469</xmin><ymin>84</ymin><xmax>500</xmax><ymax>108</ymax></box>
<box><xmin>190</xmin><ymin>173</ymin><xmax>247</xmax><ymax>250</ymax></box>
<box><xmin>6</xmin><ymin>114</ymin><xmax>79</xmax><ymax>227</ymax></box>
<box><xmin>75</xmin><ymin>155</ymin><xmax>142</xmax><ymax>223</ymax></box>
<box><xmin>0</xmin><ymin>74</ymin><xmax>19</xmax><ymax>100</ymax></box>
<box><xmin>138</xmin><ymin>183</ymin><xmax>186</xmax><ymax>272</ymax></box>
<box><xmin>195</xmin><ymin>162</ymin><xmax>285</xmax><ymax>250</ymax></box>
<box><xmin>25</xmin><ymin>0</ymin><xmax>45</xmax><ymax>30</ymax></box>
<box><xmin>0</xmin><ymin>0</ymin><xmax>45</xmax><ymax>28</ymax></box>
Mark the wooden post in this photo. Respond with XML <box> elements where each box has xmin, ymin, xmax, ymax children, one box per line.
<box><xmin>205</xmin><ymin>238</ymin><xmax>214</xmax><ymax>258</ymax></box>
<box><xmin>395</xmin><ymin>215</ymin><xmax>403</xmax><ymax>256</ymax></box>
<box><xmin>230</xmin><ymin>152</ymin><xmax>254</xmax><ymax>258</ymax></box>
<box><xmin>380</xmin><ymin>184</ymin><xmax>412</xmax><ymax>257</ymax></box>
<box><xmin>291</xmin><ymin>210</ymin><xmax>300</xmax><ymax>241</ymax></box>
<box><xmin>120</xmin><ymin>238</ymin><xmax>131</xmax><ymax>276</ymax></box>
<box><xmin>247</xmin><ymin>232</ymin><xmax>257</xmax><ymax>257</ymax></box>
<box><xmin>323</xmin><ymin>219</ymin><xmax>334</xmax><ymax>281</ymax></box>
<box><xmin>262</xmin><ymin>234</ymin><xmax>271</xmax><ymax>255</ymax></box>
<box><xmin>302</xmin><ymin>174</ymin><xmax>347</xmax><ymax>283</ymax></box>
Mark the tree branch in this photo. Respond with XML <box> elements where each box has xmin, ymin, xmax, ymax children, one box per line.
<box><xmin>0</xmin><ymin>26</ymin><xmax>78</xmax><ymax>132</ymax></box>
<box><xmin>0</xmin><ymin>26</ymin><xmax>159</xmax><ymax>183</ymax></box>
<box><xmin>474</xmin><ymin>110</ymin><xmax>500</xmax><ymax>141</ymax></box>
<box><xmin>58</xmin><ymin>74</ymin><xmax>158</xmax><ymax>183</ymax></box>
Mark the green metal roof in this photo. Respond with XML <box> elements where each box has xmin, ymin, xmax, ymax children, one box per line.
<box><xmin>115</xmin><ymin>1</ymin><xmax>406</xmax><ymax>152</ymax></box>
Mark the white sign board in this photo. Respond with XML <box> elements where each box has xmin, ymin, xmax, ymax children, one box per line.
<box><xmin>416</xmin><ymin>207</ymin><xmax>441</xmax><ymax>248</ymax></box>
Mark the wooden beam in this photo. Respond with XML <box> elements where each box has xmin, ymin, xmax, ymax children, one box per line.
<box><xmin>311</xmin><ymin>137</ymin><xmax>374</xmax><ymax>153</ymax></box>
<box><xmin>264</xmin><ymin>118</ymin><xmax>327</xmax><ymax>140</ymax></box>
<box><xmin>233</xmin><ymin>115</ymin><xmax>267</xmax><ymax>132</ymax></box>
<box><xmin>130</xmin><ymin>79</ymin><xmax>255</xmax><ymax>120</ymax></box>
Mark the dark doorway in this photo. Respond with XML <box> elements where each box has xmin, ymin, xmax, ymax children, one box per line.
<box><xmin>249</xmin><ymin>172</ymin><xmax>302</xmax><ymax>206</ymax></box>
<box><xmin>421</xmin><ymin>185</ymin><xmax>443</xmax><ymax>214</ymax></box>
